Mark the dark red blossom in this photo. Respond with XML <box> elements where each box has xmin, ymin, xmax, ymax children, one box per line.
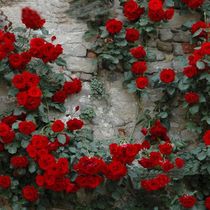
<box><xmin>19</xmin><ymin>121</ymin><xmax>36</xmax><ymax>135</ymax></box>
<box><xmin>22</xmin><ymin>7</ymin><xmax>45</xmax><ymax>30</ymax></box>
<box><xmin>203</xmin><ymin>130</ymin><xmax>210</xmax><ymax>146</ymax></box>
<box><xmin>22</xmin><ymin>185</ymin><xmax>39</xmax><ymax>202</ymax></box>
<box><xmin>105</xmin><ymin>19</ymin><xmax>123</xmax><ymax>34</ymax></box>
<box><xmin>175</xmin><ymin>157</ymin><xmax>185</xmax><ymax>168</ymax></box>
<box><xmin>63</xmin><ymin>78</ymin><xmax>82</xmax><ymax>95</ymax></box>
<box><xmin>183</xmin><ymin>66</ymin><xmax>198</xmax><ymax>78</ymax></box>
<box><xmin>75</xmin><ymin>175</ymin><xmax>103</xmax><ymax>189</ymax></box>
<box><xmin>130</xmin><ymin>45</ymin><xmax>146</xmax><ymax>59</ymax></box>
<box><xmin>136</xmin><ymin>76</ymin><xmax>149</xmax><ymax>89</ymax></box>
<box><xmin>160</xmin><ymin>69</ymin><xmax>175</xmax><ymax>83</ymax></box>
<box><xmin>181</xmin><ymin>0</ymin><xmax>204</xmax><ymax>9</ymax></box>
<box><xmin>125</xmin><ymin>28</ymin><xmax>140</xmax><ymax>42</ymax></box>
<box><xmin>131</xmin><ymin>61</ymin><xmax>147</xmax><ymax>74</ymax></box>
<box><xmin>205</xmin><ymin>197</ymin><xmax>210</xmax><ymax>210</ymax></box>
<box><xmin>123</xmin><ymin>0</ymin><xmax>144</xmax><ymax>21</ymax></box>
<box><xmin>179</xmin><ymin>195</ymin><xmax>196</xmax><ymax>208</ymax></box>
<box><xmin>0</xmin><ymin>175</ymin><xmax>11</xmax><ymax>189</ymax></box>
<box><xmin>184</xmin><ymin>92</ymin><xmax>199</xmax><ymax>104</ymax></box>
<box><xmin>11</xmin><ymin>156</ymin><xmax>29</xmax><ymax>168</ymax></box>
<box><xmin>51</xmin><ymin>120</ymin><xmax>65</xmax><ymax>132</ymax></box>
<box><xmin>66</xmin><ymin>118</ymin><xmax>83</xmax><ymax>131</ymax></box>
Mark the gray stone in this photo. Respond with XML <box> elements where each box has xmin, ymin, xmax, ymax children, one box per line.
<box><xmin>80</xmin><ymin>73</ymin><xmax>93</xmax><ymax>81</ymax></box>
<box><xmin>65</xmin><ymin>56</ymin><xmax>96</xmax><ymax>73</ymax></box>
<box><xmin>64</xmin><ymin>43</ymin><xmax>87</xmax><ymax>57</ymax></box>
<box><xmin>157</xmin><ymin>40</ymin><xmax>173</xmax><ymax>53</ymax></box>
<box><xmin>148</xmin><ymin>61</ymin><xmax>172</xmax><ymax>73</ymax></box>
<box><xmin>173</xmin><ymin>43</ymin><xmax>184</xmax><ymax>56</ymax></box>
<box><xmin>159</xmin><ymin>29</ymin><xmax>173</xmax><ymax>41</ymax></box>
<box><xmin>173</xmin><ymin>31</ymin><xmax>191</xmax><ymax>43</ymax></box>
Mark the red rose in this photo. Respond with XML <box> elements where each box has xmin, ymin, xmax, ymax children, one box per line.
<box><xmin>130</xmin><ymin>45</ymin><xmax>146</xmax><ymax>59</ymax></box>
<box><xmin>184</xmin><ymin>92</ymin><xmax>199</xmax><ymax>104</ymax></box>
<box><xmin>164</xmin><ymin>8</ymin><xmax>174</xmax><ymax>20</ymax></box>
<box><xmin>0</xmin><ymin>175</ymin><xmax>11</xmax><ymax>189</ymax></box>
<box><xmin>66</xmin><ymin>118</ymin><xmax>84</xmax><ymax>131</ymax></box>
<box><xmin>63</xmin><ymin>78</ymin><xmax>82</xmax><ymax>95</ymax></box>
<box><xmin>0</xmin><ymin>122</ymin><xmax>11</xmax><ymax>137</ymax></box>
<box><xmin>35</xmin><ymin>174</ymin><xmax>45</xmax><ymax>187</ymax></box>
<box><xmin>38</xmin><ymin>153</ymin><xmax>56</xmax><ymax>170</ymax></box>
<box><xmin>105</xmin><ymin>19</ymin><xmax>123</xmax><ymax>34</ymax></box>
<box><xmin>181</xmin><ymin>0</ymin><xmax>204</xmax><ymax>9</ymax></box>
<box><xmin>141</xmin><ymin>140</ymin><xmax>151</xmax><ymax>149</ymax></box>
<box><xmin>24</xmin><ymin>96</ymin><xmax>41</xmax><ymax>110</ymax></box>
<box><xmin>9</xmin><ymin>52</ymin><xmax>31</xmax><ymax>70</ymax></box>
<box><xmin>104</xmin><ymin>160</ymin><xmax>127</xmax><ymax>181</ymax></box>
<box><xmin>191</xmin><ymin>21</ymin><xmax>207</xmax><ymax>37</ymax></box>
<box><xmin>131</xmin><ymin>61</ymin><xmax>147</xmax><ymax>74</ymax></box>
<box><xmin>2</xmin><ymin>115</ymin><xmax>18</xmax><ymax>127</ymax></box>
<box><xmin>179</xmin><ymin>195</ymin><xmax>196</xmax><ymax>208</ymax></box>
<box><xmin>203</xmin><ymin>130</ymin><xmax>210</xmax><ymax>145</ymax></box>
<box><xmin>161</xmin><ymin>160</ymin><xmax>174</xmax><ymax>172</ymax></box>
<box><xmin>22</xmin><ymin>185</ymin><xmax>39</xmax><ymax>202</ymax></box>
<box><xmin>12</xmin><ymin>74</ymin><xmax>27</xmax><ymax>90</ymax></box>
<box><xmin>141</xmin><ymin>127</ymin><xmax>148</xmax><ymax>135</ymax></box>
<box><xmin>205</xmin><ymin>197</ymin><xmax>210</xmax><ymax>210</ymax></box>
<box><xmin>141</xmin><ymin>174</ymin><xmax>170</xmax><ymax>191</ymax></box>
<box><xmin>148</xmin><ymin>0</ymin><xmax>165</xmax><ymax>22</ymax></box>
<box><xmin>16</xmin><ymin>92</ymin><xmax>28</xmax><ymax>106</ymax></box>
<box><xmin>75</xmin><ymin>175</ymin><xmax>103</xmax><ymax>189</ymax></box>
<box><xmin>1</xmin><ymin>130</ymin><xmax>15</xmax><ymax>144</ymax></box>
<box><xmin>123</xmin><ymin>0</ymin><xmax>145</xmax><ymax>21</ymax></box>
<box><xmin>159</xmin><ymin>143</ymin><xmax>173</xmax><ymax>155</ymax></box>
<box><xmin>10</xmin><ymin>156</ymin><xmax>29</xmax><ymax>168</ymax></box>
<box><xmin>183</xmin><ymin>66</ymin><xmax>198</xmax><ymax>78</ymax></box>
<box><xmin>51</xmin><ymin>120</ymin><xmax>65</xmax><ymax>132</ymax></box>
<box><xmin>27</xmin><ymin>87</ymin><xmax>42</xmax><ymax>98</ymax></box>
<box><xmin>19</xmin><ymin>121</ymin><xmax>36</xmax><ymax>135</ymax></box>
<box><xmin>125</xmin><ymin>28</ymin><xmax>140</xmax><ymax>42</ymax></box>
<box><xmin>175</xmin><ymin>157</ymin><xmax>185</xmax><ymax>168</ymax></box>
<box><xmin>22</xmin><ymin>7</ymin><xmax>45</xmax><ymax>30</ymax></box>
<box><xmin>52</xmin><ymin>90</ymin><xmax>67</xmax><ymax>103</ymax></box>
<box><xmin>73</xmin><ymin>156</ymin><xmax>105</xmax><ymax>175</ymax></box>
<box><xmin>150</xmin><ymin>120</ymin><xmax>168</xmax><ymax>140</ymax></box>
<box><xmin>160</xmin><ymin>68</ymin><xmax>175</xmax><ymax>83</ymax></box>
<box><xmin>22</xmin><ymin>71</ymin><xmax>40</xmax><ymax>87</ymax></box>
<box><xmin>136</xmin><ymin>76</ymin><xmax>149</xmax><ymax>89</ymax></box>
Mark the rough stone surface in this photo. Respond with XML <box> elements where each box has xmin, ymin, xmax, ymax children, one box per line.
<box><xmin>173</xmin><ymin>43</ymin><xmax>184</xmax><ymax>56</ymax></box>
<box><xmin>157</xmin><ymin>40</ymin><xmax>173</xmax><ymax>53</ymax></box>
<box><xmin>173</xmin><ymin>31</ymin><xmax>191</xmax><ymax>43</ymax></box>
<box><xmin>159</xmin><ymin>29</ymin><xmax>173</xmax><ymax>42</ymax></box>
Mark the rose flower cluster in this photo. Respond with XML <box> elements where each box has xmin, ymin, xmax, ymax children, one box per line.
<box><xmin>138</xmin><ymin>120</ymin><xmax>185</xmax><ymax>191</ymax></box>
<box><xmin>181</xmin><ymin>0</ymin><xmax>204</xmax><ymax>9</ymax></box>
<box><xmin>148</xmin><ymin>0</ymin><xmax>174</xmax><ymax>22</ymax></box>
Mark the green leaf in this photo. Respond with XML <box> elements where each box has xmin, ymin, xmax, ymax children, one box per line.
<box><xmin>28</xmin><ymin>162</ymin><xmax>37</xmax><ymax>173</ymax></box>
<box><xmin>189</xmin><ymin>105</ymin><xmax>199</xmax><ymax>115</ymax></box>
<box><xmin>57</xmin><ymin>134</ymin><xmax>66</xmax><ymax>144</ymax></box>
<box><xmin>55</xmin><ymin>57</ymin><xmax>67</xmax><ymax>67</ymax></box>
<box><xmin>193</xmin><ymin>28</ymin><xmax>203</xmax><ymax>37</ymax></box>
<box><xmin>196</xmin><ymin>61</ymin><xmax>205</xmax><ymax>70</ymax></box>
<box><xmin>197</xmin><ymin>151</ymin><xmax>207</xmax><ymax>161</ymax></box>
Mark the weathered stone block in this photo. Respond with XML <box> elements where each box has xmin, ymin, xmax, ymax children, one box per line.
<box><xmin>157</xmin><ymin>40</ymin><xmax>173</xmax><ymax>53</ymax></box>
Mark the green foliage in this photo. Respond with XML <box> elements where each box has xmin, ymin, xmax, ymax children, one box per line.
<box><xmin>79</xmin><ymin>107</ymin><xmax>96</xmax><ymax>121</ymax></box>
<box><xmin>90</xmin><ymin>78</ymin><xmax>106</xmax><ymax>99</ymax></box>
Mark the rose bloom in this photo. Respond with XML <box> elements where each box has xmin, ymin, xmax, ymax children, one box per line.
<box><xmin>181</xmin><ymin>0</ymin><xmax>204</xmax><ymax>9</ymax></box>
<box><xmin>179</xmin><ymin>195</ymin><xmax>196</xmax><ymax>208</ymax></box>
<box><xmin>203</xmin><ymin>130</ymin><xmax>210</xmax><ymax>145</ymax></box>
<box><xmin>123</xmin><ymin>0</ymin><xmax>144</xmax><ymax>21</ymax></box>
<box><xmin>125</xmin><ymin>28</ymin><xmax>140</xmax><ymax>42</ymax></box>
<box><xmin>191</xmin><ymin>21</ymin><xmax>207</xmax><ymax>37</ymax></box>
<box><xmin>66</xmin><ymin>118</ymin><xmax>84</xmax><ymax>131</ymax></box>
<box><xmin>0</xmin><ymin>175</ymin><xmax>11</xmax><ymax>189</ymax></box>
<box><xmin>175</xmin><ymin>157</ymin><xmax>185</xmax><ymax>168</ymax></box>
<box><xmin>160</xmin><ymin>68</ymin><xmax>175</xmax><ymax>83</ymax></box>
<box><xmin>22</xmin><ymin>7</ymin><xmax>45</xmax><ymax>30</ymax></box>
<box><xmin>52</xmin><ymin>90</ymin><xmax>67</xmax><ymax>103</ymax></box>
<box><xmin>131</xmin><ymin>61</ymin><xmax>147</xmax><ymax>74</ymax></box>
<box><xmin>136</xmin><ymin>76</ymin><xmax>149</xmax><ymax>89</ymax></box>
<box><xmin>130</xmin><ymin>45</ymin><xmax>146</xmax><ymax>59</ymax></box>
<box><xmin>205</xmin><ymin>197</ymin><xmax>210</xmax><ymax>210</ymax></box>
<box><xmin>51</xmin><ymin>120</ymin><xmax>65</xmax><ymax>132</ymax></box>
<box><xmin>161</xmin><ymin>160</ymin><xmax>174</xmax><ymax>172</ymax></box>
<box><xmin>19</xmin><ymin>121</ymin><xmax>36</xmax><ymax>135</ymax></box>
<box><xmin>158</xmin><ymin>143</ymin><xmax>173</xmax><ymax>155</ymax></box>
<box><xmin>10</xmin><ymin>156</ymin><xmax>29</xmax><ymax>168</ymax></box>
<box><xmin>184</xmin><ymin>92</ymin><xmax>199</xmax><ymax>104</ymax></box>
<box><xmin>63</xmin><ymin>78</ymin><xmax>82</xmax><ymax>95</ymax></box>
<box><xmin>75</xmin><ymin>175</ymin><xmax>103</xmax><ymax>189</ymax></box>
<box><xmin>183</xmin><ymin>66</ymin><xmax>198</xmax><ymax>78</ymax></box>
<box><xmin>148</xmin><ymin>0</ymin><xmax>164</xmax><ymax>22</ymax></box>
<box><xmin>22</xmin><ymin>185</ymin><xmax>39</xmax><ymax>202</ymax></box>
<box><xmin>105</xmin><ymin>19</ymin><xmax>123</xmax><ymax>34</ymax></box>
<box><xmin>164</xmin><ymin>8</ymin><xmax>174</xmax><ymax>20</ymax></box>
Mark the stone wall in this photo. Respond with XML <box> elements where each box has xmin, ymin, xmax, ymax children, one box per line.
<box><xmin>0</xmin><ymin>1</ymin><xmax>200</xmax><ymax>146</ymax></box>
